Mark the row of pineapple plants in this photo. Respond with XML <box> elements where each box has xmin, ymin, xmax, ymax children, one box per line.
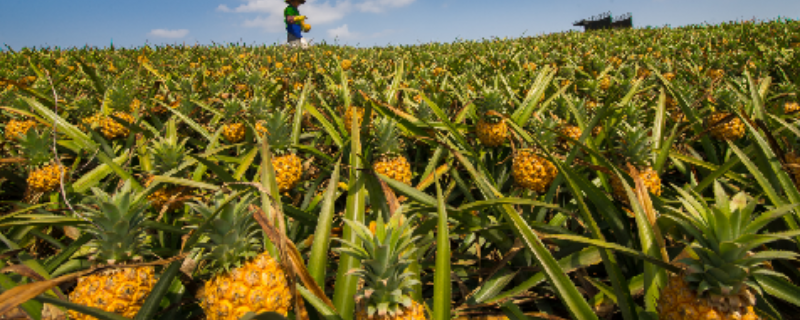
<box><xmin>1</xmin><ymin>18</ymin><xmax>800</xmax><ymax>320</ymax></box>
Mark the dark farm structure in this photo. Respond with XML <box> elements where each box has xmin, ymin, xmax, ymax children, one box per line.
<box><xmin>573</xmin><ymin>12</ymin><xmax>633</xmax><ymax>31</ymax></box>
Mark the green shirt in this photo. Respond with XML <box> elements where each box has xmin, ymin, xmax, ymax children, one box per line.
<box><xmin>284</xmin><ymin>5</ymin><xmax>300</xmax><ymax>28</ymax></box>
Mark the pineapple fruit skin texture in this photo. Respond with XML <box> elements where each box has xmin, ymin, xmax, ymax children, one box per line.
<box><xmin>355</xmin><ymin>300</ymin><xmax>426</xmax><ymax>320</ymax></box>
<box><xmin>144</xmin><ymin>176</ymin><xmax>186</xmax><ymax>212</ymax></box>
<box><xmin>512</xmin><ymin>149</ymin><xmax>558</xmax><ymax>193</ymax></box>
<box><xmin>373</xmin><ymin>156</ymin><xmax>412</xmax><ymax>185</ymax></box>
<box><xmin>344</xmin><ymin>106</ymin><xmax>365</xmax><ymax>134</ymax></box>
<box><xmin>68</xmin><ymin>266</ymin><xmax>157</xmax><ymax>320</ymax></box>
<box><xmin>273</xmin><ymin>154</ymin><xmax>303</xmax><ymax>192</ymax></box>
<box><xmin>222</xmin><ymin>123</ymin><xmax>246</xmax><ymax>143</ymax></box>
<box><xmin>101</xmin><ymin>112</ymin><xmax>134</xmax><ymax>139</ymax></box>
<box><xmin>27</xmin><ymin>164</ymin><xmax>69</xmax><ymax>193</ymax></box>
<box><xmin>476</xmin><ymin>119</ymin><xmax>508</xmax><ymax>147</ymax></box>
<box><xmin>610</xmin><ymin>167</ymin><xmax>662</xmax><ymax>204</ymax></box>
<box><xmin>4</xmin><ymin>119</ymin><xmax>37</xmax><ymax>140</ymax></box>
<box><xmin>557</xmin><ymin>125</ymin><xmax>582</xmax><ymax>149</ymax></box>
<box><xmin>706</xmin><ymin>112</ymin><xmax>745</xmax><ymax>141</ymax></box>
<box><xmin>658</xmin><ymin>275</ymin><xmax>759</xmax><ymax>320</ymax></box>
<box><xmin>201</xmin><ymin>253</ymin><xmax>292</xmax><ymax>320</ymax></box>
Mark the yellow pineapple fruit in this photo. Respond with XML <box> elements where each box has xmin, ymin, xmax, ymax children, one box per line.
<box><xmin>195</xmin><ymin>193</ymin><xmax>292</xmax><ymax>319</ymax></box>
<box><xmin>373</xmin><ymin>117</ymin><xmax>412</xmax><ymax>185</ymax></box>
<box><xmin>341</xmin><ymin>59</ymin><xmax>352</xmax><ymax>70</ymax></box>
<box><xmin>599</xmin><ymin>76</ymin><xmax>611</xmax><ymax>90</ymax></box>
<box><xmin>513</xmin><ymin>149</ymin><xmax>558</xmax><ymax>193</ymax></box>
<box><xmin>476</xmin><ymin>89</ymin><xmax>509</xmax><ymax>147</ymax></box>
<box><xmin>222</xmin><ymin>123</ymin><xmax>246</xmax><ymax>143</ymax></box>
<box><xmin>27</xmin><ymin>163</ymin><xmax>69</xmax><ymax>194</ymax></box>
<box><xmin>557</xmin><ymin>125</ymin><xmax>582</xmax><ymax>149</ymax></box>
<box><xmin>784</xmin><ymin>101</ymin><xmax>800</xmax><ymax>115</ymax></box>
<box><xmin>68</xmin><ymin>181</ymin><xmax>157</xmax><ymax>319</ymax></box>
<box><xmin>100</xmin><ymin>112</ymin><xmax>135</xmax><ymax>139</ymax></box>
<box><xmin>5</xmin><ymin>119</ymin><xmax>37</xmax><ymax>140</ymax></box>
<box><xmin>706</xmin><ymin>112</ymin><xmax>745</xmax><ymax>141</ymax></box>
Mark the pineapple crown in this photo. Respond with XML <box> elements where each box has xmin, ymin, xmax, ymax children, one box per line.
<box><xmin>82</xmin><ymin>180</ymin><xmax>152</xmax><ymax>265</ymax></box>
<box><xmin>190</xmin><ymin>192</ymin><xmax>261</xmax><ymax>274</ymax></box>
<box><xmin>613</xmin><ymin>125</ymin><xmax>652</xmax><ymax>168</ymax></box>
<box><xmin>149</xmin><ymin>120</ymin><xmax>188</xmax><ymax>174</ymax></box>
<box><xmin>222</xmin><ymin>99</ymin><xmax>244</xmax><ymax>119</ymax></box>
<box><xmin>261</xmin><ymin>112</ymin><xmax>294</xmax><ymax>154</ymax></box>
<box><xmin>335</xmin><ymin>214</ymin><xmax>423</xmax><ymax>319</ymax></box>
<box><xmin>373</xmin><ymin>117</ymin><xmax>404</xmax><ymax>158</ymax></box>
<box><xmin>667</xmin><ymin>182</ymin><xmax>800</xmax><ymax>299</ymax></box>
<box><xmin>19</xmin><ymin>129</ymin><xmax>53</xmax><ymax>168</ymax></box>
<box><xmin>524</xmin><ymin>117</ymin><xmax>559</xmax><ymax>148</ymax></box>
<box><xmin>249</xmin><ymin>97</ymin><xmax>274</xmax><ymax>121</ymax></box>
<box><xmin>107</xmin><ymin>84</ymin><xmax>134</xmax><ymax>112</ymax></box>
<box><xmin>477</xmin><ymin>88</ymin><xmax>508</xmax><ymax>122</ymax></box>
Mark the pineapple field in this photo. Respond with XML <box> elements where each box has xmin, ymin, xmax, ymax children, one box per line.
<box><xmin>2</xmin><ymin>18</ymin><xmax>800</xmax><ymax>320</ymax></box>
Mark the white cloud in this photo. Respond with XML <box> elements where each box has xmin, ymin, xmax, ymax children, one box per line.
<box><xmin>327</xmin><ymin>24</ymin><xmax>357</xmax><ymax>38</ymax></box>
<box><xmin>357</xmin><ymin>0</ymin><xmax>415</xmax><ymax>13</ymax></box>
<box><xmin>148</xmin><ymin>29</ymin><xmax>190</xmax><ymax>38</ymax></box>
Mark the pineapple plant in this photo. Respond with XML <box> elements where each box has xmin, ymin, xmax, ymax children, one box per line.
<box><xmin>372</xmin><ymin>117</ymin><xmax>412</xmax><ymax>185</ymax></box>
<box><xmin>658</xmin><ymin>182</ymin><xmax>798</xmax><ymax>320</ymax></box>
<box><xmin>475</xmin><ymin>89</ymin><xmax>509</xmax><ymax>147</ymax></box>
<box><xmin>192</xmin><ymin>193</ymin><xmax>292</xmax><ymax>319</ymax></box>
<box><xmin>512</xmin><ymin>119</ymin><xmax>559</xmax><ymax>193</ymax></box>
<box><xmin>221</xmin><ymin>99</ymin><xmax>247</xmax><ymax>143</ymax></box>
<box><xmin>68</xmin><ymin>181</ymin><xmax>157</xmax><ymax>319</ymax></box>
<box><xmin>610</xmin><ymin>125</ymin><xmax>662</xmax><ymax>205</ymax></box>
<box><xmin>261</xmin><ymin>112</ymin><xmax>303</xmax><ymax>193</ymax></box>
<box><xmin>19</xmin><ymin>129</ymin><xmax>69</xmax><ymax>195</ymax></box>
<box><xmin>336</xmin><ymin>214</ymin><xmax>426</xmax><ymax>320</ymax></box>
<box><xmin>145</xmin><ymin>120</ymin><xmax>189</xmax><ymax>211</ymax></box>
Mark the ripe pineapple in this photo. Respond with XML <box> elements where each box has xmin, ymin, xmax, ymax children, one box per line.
<box><xmin>476</xmin><ymin>89</ymin><xmax>509</xmax><ymax>147</ymax></box>
<box><xmin>512</xmin><ymin>119</ymin><xmax>559</xmax><ymax>193</ymax></box>
<box><xmin>784</xmin><ymin>101</ymin><xmax>800</xmax><ymax>115</ymax></box>
<box><xmin>262</xmin><ymin>112</ymin><xmax>303</xmax><ymax>192</ymax></box>
<box><xmin>557</xmin><ymin>125</ymin><xmax>582</xmax><ymax>150</ymax></box>
<box><xmin>4</xmin><ymin>119</ymin><xmax>37</xmax><ymax>140</ymax></box>
<box><xmin>705</xmin><ymin>112</ymin><xmax>745</xmax><ymax>141</ymax></box>
<box><xmin>658</xmin><ymin>182</ymin><xmax>795</xmax><ymax>320</ymax></box>
<box><xmin>193</xmin><ymin>193</ymin><xmax>292</xmax><ymax>319</ymax></box>
<box><xmin>68</xmin><ymin>181</ymin><xmax>157</xmax><ymax>319</ymax></box>
<box><xmin>610</xmin><ymin>126</ymin><xmax>661</xmax><ymax>205</ymax></box>
<box><xmin>222</xmin><ymin>123</ymin><xmax>246</xmax><ymax>143</ymax></box>
<box><xmin>599</xmin><ymin>76</ymin><xmax>611</xmax><ymax>90</ymax></box>
<box><xmin>336</xmin><ymin>215</ymin><xmax>426</xmax><ymax>320</ymax></box>
<box><xmin>100</xmin><ymin>112</ymin><xmax>135</xmax><ymax>140</ymax></box>
<box><xmin>373</xmin><ymin>117</ymin><xmax>412</xmax><ymax>185</ymax></box>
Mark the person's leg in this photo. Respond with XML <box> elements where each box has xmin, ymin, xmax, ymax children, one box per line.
<box><xmin>287</xmin><ymin>33</ymin><xmax>301</xmax><ymax>47</ymax></box>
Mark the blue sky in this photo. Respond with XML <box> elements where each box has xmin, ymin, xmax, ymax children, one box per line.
<box><xmin>1</xmin><ymin>0</ymin><xmax>799</xmax><ymax>49</ymax></box>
